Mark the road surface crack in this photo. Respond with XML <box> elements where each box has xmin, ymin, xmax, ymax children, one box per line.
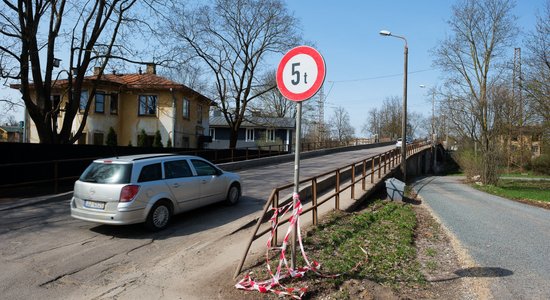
<box><xmin>39</xmin><ymin>253</ymin><xmax>118</xmax><ymax>288</ymax></box>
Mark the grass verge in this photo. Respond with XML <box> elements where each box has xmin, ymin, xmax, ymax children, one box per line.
<box><xmin>500</xmin><ymin>172</ymin><xmax>550</xmax><ymax>179</ymax></box>
<box><xmin>474</xmin><ymin>179</ymin><xmax>550</xmax><ymax>203</ymax></box>
<box><xmin>246</xmin><ymin>200</ymin><xmax>425</xmax><ymax>299</ymax></box>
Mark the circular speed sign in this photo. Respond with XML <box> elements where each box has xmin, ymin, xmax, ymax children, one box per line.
<box><xmin>276</xmin><ymin>46</ymin><xmax>326</xmax><ymax>102</ymax></box>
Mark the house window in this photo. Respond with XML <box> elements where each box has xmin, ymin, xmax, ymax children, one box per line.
<box><xmin>110</xmin><ymin>93</ymin><xmax>118</xmax><ymax>115</ymax></box>
<box><xmin>182</xmin><ymin>98</ymin><xmax>190</xmax><ymax>119</ymax></box>
<box><xmin>95</xmin><ymin>92</ymin><xmax>105</xmax><ymax>113</ymax></box>
<box><xmin>197</xmin><ymin>104</ymin><xmax>203</xmax><ymax>124</ymax></box>
<box><xmin>209</xmin><ymin>128</ymin><xmax>216</xmax><ymax>141</ymax></box>
<box><xmin>266</xmin><ymin>129</ymin><xmax>275</xmax><ymax>142</ymax></box>
<box><xmin>138</xmin><ymin>95</ymin><xmax>157</xmax><ymax>116</ymax></box>
<box><xmin>93</xmin><ymin>132</ymin><xmax>104</xmax><ymax>145</ymax></box>
<box><xmin>79</xmin><ymin>90</ymin><xmax>88</xmax><ymax>113</ymax></box>
<box><xmin>532</xmin><ymin>145</ymin><xmax>539</xmax><ymax>154</ymax></box>
<box><xmin>246</xmin><ymin>128</ymin><xmax>254</xmax><ymax>142</ymax></box>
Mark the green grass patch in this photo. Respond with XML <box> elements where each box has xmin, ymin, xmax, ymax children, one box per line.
<box><xmin>500</xmin><ymin>172</ymin><xmax>550</xmax><ymax>179</ymax></box>
<box><xmin>241</xmin><ymin>201</ymin><xmax>427</xmax><ymax>299</ymax></box>
<box><xmin>474</xmin><ymin>179</ymin><xmax>550</xmax><ymax>203</ymax></box>
<box><xmin>299</xmin><ymin>201</ymin><xmax>424</xmax><ymax>288</ymax></box>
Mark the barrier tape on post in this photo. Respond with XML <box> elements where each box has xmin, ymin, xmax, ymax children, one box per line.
<box><xmin>235</xmin><ymin>193</ymin><xmax>339</xmax><ymax>299</ymax></box>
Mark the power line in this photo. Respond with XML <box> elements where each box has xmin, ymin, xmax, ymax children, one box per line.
<box><xmin>327</xmin><ymin>68</ymin><xmax>434</xmax><ymax>83</ymax></box>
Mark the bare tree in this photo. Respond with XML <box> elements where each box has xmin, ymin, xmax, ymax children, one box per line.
<box><xmin>362</xmin><ymin>108</ymin><xmax>380</xmax><ymax>138</ymax></box>
<box><xmin>524</xmin><ymin>0</ymin><xmax>550</xmax><ymax>131</ymax></box>
<box><xmin>164</xmin><ymin>0</ymin><xmax>300</xmax><ymax>148</ymax></box>
<box><xmin>0</xmin><ymin>0</ymin><xmax>157</xmax><ymax>144</ymax></box>
<box><xmin>329</xmin><ymin>106</ymin><xmax>355</xmax><ymax>143</ymax></box>
<box><xmin>432</xmin><ymin>0</ymin><xmax>518</xmax><ymax>184</ymax></box>
<box><xmin>248</xmin><ymin>71</ymin><xmax>296</xmax><ymax>118</ymax></box>
<box><xmin>362</xmin><ymin>95</ymin><xmax>424</xmax><ymax>142</ymax></box>
<box><xmin>363</xmin><ymin>96</ymin><xmax>403</xmax><ymax>140</ymax></box>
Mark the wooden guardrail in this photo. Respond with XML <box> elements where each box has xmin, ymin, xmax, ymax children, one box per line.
<box><xmin>234</xmin><ymin>142</ymin><xmax>428</xmax><ymax>277</ymax></box>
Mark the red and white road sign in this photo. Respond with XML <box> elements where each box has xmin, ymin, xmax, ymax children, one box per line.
<box><xmin>276</xmin><ymin>46</ymin><xmax>326</xmax><ymax>102</ymax></box>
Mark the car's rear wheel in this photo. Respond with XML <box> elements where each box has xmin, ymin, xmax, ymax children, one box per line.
<box><xmin>145</xmin><ymin>201</ymin><xmax>172</xmax><ymax>231</ymax></box>
<box><xmin>225</xmin><ymin>184</ymin><xmax>240</xmax><ymax>205</ymax></box>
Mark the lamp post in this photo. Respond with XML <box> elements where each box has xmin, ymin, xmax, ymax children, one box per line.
<box><xmin>380</xmin><ymin>30</ymin><xmax>408</xmax><ymax>182</ymax></box>
<box><xmin>420</xmin><ymin>85</ymin><xmax>437</xmax><ymax>172</ymax></box>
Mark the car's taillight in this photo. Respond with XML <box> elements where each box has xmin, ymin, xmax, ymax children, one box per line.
<box><xmin>120</xmin><ymin>185</ymin><xmax>140</xmax><ymax>202</ymax></box>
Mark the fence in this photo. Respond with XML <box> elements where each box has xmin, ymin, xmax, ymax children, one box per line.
<box><xmin>0</xmin><ymin>144</ymin><xmax>287</xmax><ymax>195</ymax></box>
<box><xmin>234</xmin><ymin>142</ymin><xmax>427</xmax><ymax>277</ymax></box>
<box><xmin>0</xmin><ymin>139</ymin><xmax>399</xmax><ymax>196</ymax></box>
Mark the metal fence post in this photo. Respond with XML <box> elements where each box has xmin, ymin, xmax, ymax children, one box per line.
<box><xmin>378</xmin><ymin>155</ymin><xmax>381</xmax><ymax>179</ymax></box>
<box><xmin>335</xmin><ymin>169</ymin><xmax>340</xmax><ymax>210</ymax></box>
<box><xmin>362</xmin><ymin>160</ymin><xmax>366</xmax><ymax>190</ymax></box>
<box><xmin>272</xmin><ymin>191</ymin><xmax>279</xmax><ymax>247</ymax></box>
<box><xmin>370</xmin><ymin>156</ymin><xmax>375</xmax><ymax>183</ymax></box>
<box><xmin>312</xmin><ymin>179</ymin><xmax>318</xmax><ymax>225</ymax></box>
<box><xmin>351</xmin><ymin>164</ymin><xmax>355</xmax><ymax>199</ymax></box>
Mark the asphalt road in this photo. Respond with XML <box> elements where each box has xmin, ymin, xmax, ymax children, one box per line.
<box><xmin>0</xmin><ymin>145</ymin><xmax>395</xmax><ymax>300</ymax></box>
<box><xmin>413</xmin><ymin>176</ymin><xmax>550</xmax><ymax>299</ymax></box>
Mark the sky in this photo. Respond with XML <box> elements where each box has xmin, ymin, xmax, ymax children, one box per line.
<box><xmin>1</xmin><ymin>0</ymin><xmax>547</xmax><ymax>138</ymax></box>
<box><xmin>283</xmin><ymin>0</ymin><xmax>546</xmax><ymax>137</ymax></box>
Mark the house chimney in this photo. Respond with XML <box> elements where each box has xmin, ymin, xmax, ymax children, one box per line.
<box><xmin>146</xmin><ymin>63</ymin><xmax>156</xmax><ymax>75</ymax></box>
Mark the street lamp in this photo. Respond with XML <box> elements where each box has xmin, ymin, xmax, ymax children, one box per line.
<box><xmin>420</xmin><ymin>84</ymin><xmax>437</xmax><ymax>172</ymax></box>
<box><xmin>380</xmin><ymin>29</ymin><xmax>408</xmax><ymax>182</ymax></box>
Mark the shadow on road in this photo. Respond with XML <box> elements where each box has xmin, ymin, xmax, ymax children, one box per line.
<box><xmin>428</xmin><ymin>266</ymin><xmax>514</xmax><ymax>282</ymax></box>
<box><xmin>454</xmin><ymin>266</ymin><xmax>514</xmax><ymax>278</ymax></box>
<box><xmin>88</xmin><ymin>196</ymin><xmax>265</xmax><ymax>240</ymax></box>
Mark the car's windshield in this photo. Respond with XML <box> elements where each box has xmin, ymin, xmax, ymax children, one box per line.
<box><xmin>79</xmin><ymin>162</ymin><xmax>132</xmax><ymax>184</ymax></box>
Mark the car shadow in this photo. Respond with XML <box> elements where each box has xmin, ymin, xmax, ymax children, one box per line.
<box><xmin>89</xmin><ymin>195</ymin><xmax>266</xmax><ymax>240</ymax></box>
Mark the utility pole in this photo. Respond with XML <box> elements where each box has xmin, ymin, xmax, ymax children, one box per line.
<box><xmin>513</xmin><ymin>47</ymin><xmax>524</xmax><ymax>171</ymax></box>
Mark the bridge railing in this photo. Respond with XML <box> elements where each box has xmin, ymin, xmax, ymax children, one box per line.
<box><xmin>234</xmin><ymin>141</ymin><xmax>428</xmax><ymax>277</ymax></box>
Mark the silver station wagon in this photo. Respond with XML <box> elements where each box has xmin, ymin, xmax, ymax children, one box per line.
<box><xmin>70</xmin><ymin>154</ymin><xmax>241</xmax><ymax>231</ymax></box>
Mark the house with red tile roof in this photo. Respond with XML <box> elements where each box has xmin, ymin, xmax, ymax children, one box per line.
<box><xmin>16</xmin><ymin>64</ymin><xmax>214</xmax><ymax>148</ymax></box>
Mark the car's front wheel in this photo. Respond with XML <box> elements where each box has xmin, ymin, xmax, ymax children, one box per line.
<box><xmin>225</xmin><ymin>184</ymin><xmax>240</xmax><ymax>205</ymax></box>
<box><xmin>145</xmin><ymin>201</ymin><xmax>172</xmax><ymax>231</ymax></box>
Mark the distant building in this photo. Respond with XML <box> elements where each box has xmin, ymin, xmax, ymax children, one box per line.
<box><xmin>0</xmin><ymin>125</ymin><xmax>23</xmax><ymax>142</ymax></box>
<box><xmin>500</xmin><ymin>125</ymin><xmax>544</xmax><ymax>159</ymax></box>
<box><xmin>208</xmin><ymin>115</ymin><xmax>295</xmax><ymax>150</ymax></box>
<box><xmin>11</xmin><ymin>64</ymin><xmax>213</xmax><ymax>148</ymax></box>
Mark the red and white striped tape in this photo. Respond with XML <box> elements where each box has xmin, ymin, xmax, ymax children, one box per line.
<box><xmin>235</xmin><ymin>193</ymin><xmax>338</xmax><ymax>299</ymax></box>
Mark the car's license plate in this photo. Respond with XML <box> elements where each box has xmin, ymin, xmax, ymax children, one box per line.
<box><xmin>84</xmin><ymin>200</ymin><xmax>105</xmax><ymax>210</ymax></box>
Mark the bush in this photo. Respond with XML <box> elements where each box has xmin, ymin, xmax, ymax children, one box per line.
<box><xmin>452</xmin><ymin>149</ymin><xmax>482</xmax><ymax>180</ymax></box>
<box><xmin>137</xmin><ymin>129</ymin><xmax>148</xmax><ymax>147</ymax></box>
<box><xmin>106</xmin><ymin>127</ymin><xmax>117</xmax><ymax>146</ymax></box>
<box><xmin>528</xmin><ymin>154</ymin><xmax>550</xmax><ymax>175</ymax></box>
<box><xmin>153</xmin><ymin>130</ymin><xmax>163</xmax><ymax>148</ymax></box>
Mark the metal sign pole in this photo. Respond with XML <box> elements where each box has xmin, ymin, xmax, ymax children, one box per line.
<box><xmin>276</xmin><ymin>45</ymin><xmax>325</xmax><ymax>270</ymax></box>
<box><xmin>291</xmin><ymin>101</ymin><xmax>302</xmax><ymax>270</ymax></box>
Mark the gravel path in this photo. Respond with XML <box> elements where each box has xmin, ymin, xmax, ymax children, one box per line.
<box><xmin>413</xmin><ymin>176</ymin><xmax>550</xmax><ymax>299</ymax></box>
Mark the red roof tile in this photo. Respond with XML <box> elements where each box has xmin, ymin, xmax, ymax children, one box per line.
<box><xmin>11</xmin><ymin>72</ymin><xmax>213</xmax><ymax>104</ymax></box>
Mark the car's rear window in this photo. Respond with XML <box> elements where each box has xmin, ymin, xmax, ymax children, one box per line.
<box><xmin>79</xmin><ymin>162</ymin><xmax>132</xmax><ymax>184</ymax></box>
